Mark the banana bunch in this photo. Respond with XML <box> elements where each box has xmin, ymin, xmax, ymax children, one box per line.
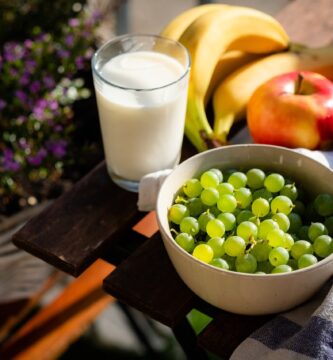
<box><xmin>161</xmin><ymin>5</ymin><xmax>333</xmax><ymax>152</ymax></box>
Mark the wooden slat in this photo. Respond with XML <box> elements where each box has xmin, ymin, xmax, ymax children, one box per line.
<box><xmin>276</xmin><ymin>0</ymin><xmax>333</xmax><ymax>47</ymax></box>
<box><xmin>132</xmin><ymin>211</ymin><xmax>159</xmax><ymax>238</ymax></box>
<box><xmin>0</xmin><ymin>259</ymin><xmax>114</xmax><ymax>360</ymax></box>
<box><xmin>198</xmin><ymin>312</ymin><xmax>273</xmax><ymax>359</ymax></box>
<box><xmin>12</xmin><ymin>162</ymin><xmax>139</xmax><ymax>276</ymax></box>
<box><xmin>103</xmin><ymin>233</ymin><xmax>199</xmax><ymax>328</ymax></box>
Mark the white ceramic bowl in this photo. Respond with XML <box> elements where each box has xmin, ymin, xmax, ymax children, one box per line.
<box><xmin>156</xmin><ymin>144</ymin><xmax>333</xmax><ymax>315</ymax></box>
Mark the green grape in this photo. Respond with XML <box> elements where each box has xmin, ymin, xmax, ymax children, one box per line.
<box><xmin>198</xmin><ymin>211</ymin><xmax>215</xmax><ymax>232</ymax></box>
<box><xmin>217</xmin><ymin>194</ymin><xmax>237</xmax><ymax>213</ymax></box>
<box><xmin>270</xmin><ymin>195</ymin><xmax>293</xmax><ymax>215</ymax></box>
<box><xmin>297</xmin><ymin>225</ymin><xmax>310</xmax><ymax>241</ymax></box>
<box><xmin>208</xmin><ymin>206</ymin><xmax>221</xmax><ymax>217</ymax></box>
<box><xmin>210</xmin><ymin>258</ymin><xmax>229</xmax><ymax>270</ymax></box>
<box><xmin>206</xmin><ymin>219</ymin><xmax>225</xmax><ymax>238</ymax></box>
<box><xmin>207</xmin><ymin>237</ymin><xmax>225</xmax><ymax>257</ymax></box>
<box><xmin>287</xmin><ymin>258</ymin><xmax>298</xmax><ymax>270</ymax></box>
<box><xmin>256</xmin><ymin>260</ymin><xmax>274</xmax><ymax>274</ymax></box>
<box><xmin>235</xmin><ymin>254</ymin><xmax>257</xmax><ymax>273</ymax></box>
<box><xmin>269</xmin><ymin>247</ymin><xmax>289</xmax><ymax>266</ymax></box>
<box><xmin>237</xmin><ymin>210</ymin><xmax>253</xmax><ymax>224</ymax></box>
<box><xmin>237</xmin><ymin>221</ymin><xmax>258</xmax><ymax>241</ymax></box>
<box><xmin>283</xmin><ymin>233</ymin><xmax>295</xmax><ymax>250</ymax></box>
<box><xmin>175</xmin><ymin>233</ymin><xmax>195</xmax><ymax>252</ymax></box>
<box><xmin>314</xmin><ymin>193</ymin><xmax>333</xmax><ymax>217</ymax></box>
<box><xmin>217</xmin><ymin>182</ymin><xmax>234</xmax><ymax>196</ymax></box>
<box><xmin>246</xmin><ymin>168</ymin><xmax>266</xmax><ymax>190</ymax></box>
<box><xmin>253</xmin><ymin>188</ymin><xmax>273</xmax><ymax>202</ymax></box>
<box><xmin>264</xmin><ymin>173</ymin><xmax>285</xmax><ymax>193</ymax></box>
<box><xmin>313</xmin><ymin>235</ymin><xmax>332</xmax><ymax>258</ymax></box>
<box><xmin>223</xmin><ymin>168</ymin><xmax>237</xmax><ymax>180</ymax></box>
<box><xmin>183</xmin><ymin>178</ymin><xmax>203</xmax><ymax>198</ymax></box>
<box><xmin>252</xmin><ymin>197</ymin><xmax>270</xmax><ymax>218</ymax></box>
<box><xmin>187</xmin><ymin>198</ymin><xmax>204</xmax><ymax>217</ymax></box>
<box><xmin>180</xmin><ymin>217</ymin><xmax>200</xmax><ymax>236</ymax></box>
<box><xmin>234</xmin><ymin>187</ymin><xmax>252</xmax><ymax>209</ymax></box>
<box><xmin>271</xmin><ymin>264</ymin><xmax>292</xmax><ymax>274</ymax></box>
<box><xmin>290</xmin><ymin>240</ymin><xmax>313</xmax><ymax>260</ymax></box>
<box><xmin>200</xmin><ymin>187</ymin><xmax>219</xmax><ymax>206</ymax></box>
<box><xmin>298</xmin><ymin>254</ymin><xmax>318</xmax><ymax>269</ymax></box>
<box><xmin>168</xmin><ymin>204</ymin><xmax>189</xmax><ymax>224</ymax></box>
<box><xmin>308</xmin><ymin>222</ymin><xmax>328</xmax><ymax>242</ymax></box>
<box><xmin>224</xmin><ymin>236</ymin><xmax>246</xmax><ymax>257</ymax></box>
<box><xmin>288</xmin><ymin>212</ymin><xmax>303</xmax><ymax>234</ymax></box>
<box><xmin>280</xmin><ymin>184</ymin><xmax>298</xmax><ymax>201</ymax></box>
<box><xmin>258</xmin><ymin>219</ymin><xmax>279</xmax><ymax>239</ymax></box>
<box><xmin>293</xmin><ymin>200</ymin><xmax>306</xmax><ymax>216</ymax></box>
<box><xmin>200</xmin><ymin>170</ymin><xmax>220</xmax><ymax>189</ymax></box>
<box><xmin>251</xmin><ymin>242</ymin><xmax>272</xmax><ymax>262</ymax></box>
<box><xmin>267</xmin><ymin>228</ymin><xmax>286</xmax><ymax>247</ymax></box>
<box><xmin>228</xmin><ymin>172</ymin><xmax>247</xmax><ymax>189</ymax></box>
<box><xmin>324</xmin><ymin>216</ymin><xmax>333</xmax><ymax>236</ymax></box>
<box><xmin>217</xmin><ymin>212</ymin><xmax>236</xmax><ymax>231</ymax></box>
<box><xmin>192</xmin><ymin>244</ymin><xmax>214</xmax><ymax>263</ymax></box>
<box><xmin>305</xmin><ymin>202</ymin><xmax>323</xmax><ymax>223</ymax></box>
<box><xmin>210</xmin><ymin>168</ymin><xmax>223</xmax><ymax>183</ymax></box>
<box><xmin>272</xmin><ymin>213</ymin><xmax>290</xmax><ymax>232</ymax></box>
<box><xmin>222</xmin><ymin>254</ymin><xmax>236</xmax><ymax>270</ymax></box>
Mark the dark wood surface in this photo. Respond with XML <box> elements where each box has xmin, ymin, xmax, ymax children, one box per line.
<box><xmin>103</xmin><ymin>233</ymin><xmax>199</xmax><ymax>328</ymax></box>
<box><xmin>12</xmin><ymin>162</ymin><xmax>139</xmax><ymax>276</ymax></box>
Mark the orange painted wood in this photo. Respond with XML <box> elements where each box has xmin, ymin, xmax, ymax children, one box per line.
<box><xmin>1</xmin><ymin>259</ymin><xmax>114</xmax><ymax>360</ymax></box>
<box><xmin>132</xmin><ymin>211</ymin><xmax>159</xmax><ymax>238</ymax></box>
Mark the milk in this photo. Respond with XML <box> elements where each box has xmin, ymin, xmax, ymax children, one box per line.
<box><xmin>94</xmin><ymin>50</ymin><xmax>189</xmax><ymax>183</ymax></box>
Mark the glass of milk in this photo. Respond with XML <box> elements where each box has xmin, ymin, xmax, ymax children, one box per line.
<box><xmin>92</xmin><ymin>34</ymin><xmax>190</xmax><ymax>192</ymax></box>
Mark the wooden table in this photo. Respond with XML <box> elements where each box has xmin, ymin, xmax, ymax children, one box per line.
<box><xmin>8</xmin><ymin>0</ymin><xmax>333</xmax><ymax>358</ymax></box>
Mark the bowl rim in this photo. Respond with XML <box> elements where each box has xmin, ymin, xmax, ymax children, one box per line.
<box><xmin>156</xmin><ymin>144</ymin><xmax>333</xmax><ymax>278</ymax></box>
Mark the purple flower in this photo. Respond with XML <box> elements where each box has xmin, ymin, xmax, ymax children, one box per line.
<box><xmin>30</xmin><ymin>80</ymin><xmax>41</xmax><ymax>93</ymax></box>
<box><xmin>43</xmin><ymin>75</ymin><xmax>55</xmax><ymax>89</ymax></box>
<box><xmin>54</xmin><ymin>125</ymin><xmax>63</xmax><ymax>132</ymax></box>
<box><xmin>19</xmin><ymin>72</ymin><xmax>30</xmax><ymax>86</ymax></box>
<box><xmin>27</xmin><ymin>148</ymin><xmax>47</xmax><ymax>166</ymax></box>
<box><xmin>10</xmin><ymin>68</ymin><xmax>19</xmax><ymax>78</ymax></box>
<box><xmin>57</xmin><ymin>48</ymin><xmax>70</xmax><ymax>59</ymax></box>
<box><xmin>4</xmin><ymin>42</ymin><xmax>24</xmax><ymax>62</ymax></box>
<box><xmin>69</xmin><ymin>18</ymin><xmax>80</xmax><ymax>27</ymax></box>
<box><xmin>26</xmin><ymin>59</ymin><xmax>37</xmax><ymax>72</ymax></box>
<box><xmin>2</xmin><ymin>149</ymin><xmax>21</xmax><ymax>172</ymax></box>
<box><xmin>46</xmin><ymin>139</ymin><xmax>67</xmax><ymax>159</ymax></box>
<box><xmin>18</xmin><ymin>138</ymin><xmax>29</xmax><ymax>149</ymax></box>
<box><xmin>15</xmin><ymin>90</ymin><xmax>28</xmax><ymax>103</ymax></box>
<box><xmin>65</xmin><ymin>34</ymin><xmax>74</xmax><ymax>47</ymax></box>
<box><xmin>24</xmin><ymin>39</ymin><xmax>33</xmax><ymax>49</ymax></box>
<box><xmin>75</xmin><ymin>56</ymin><xmax>85</xmax><ymax>70</ymax></box>
<box><xmin>49</xmin><ymin>99</ymin><xmax>59</xmax><ymax>111</ymax></box>
<box><xmin>0</xmin><ymin>99</ymin><xmax>7</xmax><ymax>110</ymax></box>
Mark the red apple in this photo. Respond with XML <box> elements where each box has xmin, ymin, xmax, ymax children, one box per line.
<box><xmin>247</xmin><ymin>71</ymin><xmax>333</xmax><ymax>149</ymax></box>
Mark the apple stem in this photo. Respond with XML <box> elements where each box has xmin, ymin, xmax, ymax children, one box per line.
<box><xmin>294</xmin><ymin>73</ymin><xmax>304</xmax><ymax>95</ymax></box>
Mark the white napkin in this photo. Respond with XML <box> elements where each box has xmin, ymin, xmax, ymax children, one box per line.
<box><xmin>137</xmin><ymin>149</ymin><xmax>333</xmax><ymax>212</ymax></box>
<box><xmin>137</xmin><ymin>169</ymin><xmax>172</xmax><ymax>211</ymax></box>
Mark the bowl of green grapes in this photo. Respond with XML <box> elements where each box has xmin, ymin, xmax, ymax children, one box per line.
<box><xmin>156</xmin><ymin>144</ymin><xmax>333</xmax><ymax>315</ymax></box>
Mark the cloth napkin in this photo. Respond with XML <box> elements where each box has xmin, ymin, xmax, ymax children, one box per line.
<box><xmin>138</xmin><ymin>148</ymin><xmax>333</xmax><ymax>359</ymax></box>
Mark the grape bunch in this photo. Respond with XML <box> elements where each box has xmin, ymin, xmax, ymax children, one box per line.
<box><xmin>168</xmin><ymin>167</ymin><xmax>333</xmax><ymax>274</ymax></box>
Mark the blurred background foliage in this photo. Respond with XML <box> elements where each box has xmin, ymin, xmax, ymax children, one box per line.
<box><xmin>0</xmin><ymin>0</ymin><xmax>109</xmax><ymax>215</ymax></box>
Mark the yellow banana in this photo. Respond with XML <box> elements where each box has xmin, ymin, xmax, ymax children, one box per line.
<box><xmin>179</xmin><ymin>7</ymin><xmax>289</xmax><ymax>152</ymax></box>
<box><xmin>160</xmin><ymin>4</ymin><xmax>229</xmax><ymax>40</ymax></box>
<box><xmin>205</xmin><ymin>51</ymin><xmax>262</xmax><ymax>106</ymax></box>
<box><xmin>213</xmin><ymin>45</ymin><xmax>333</xmax><ymax>143</ymax></box>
